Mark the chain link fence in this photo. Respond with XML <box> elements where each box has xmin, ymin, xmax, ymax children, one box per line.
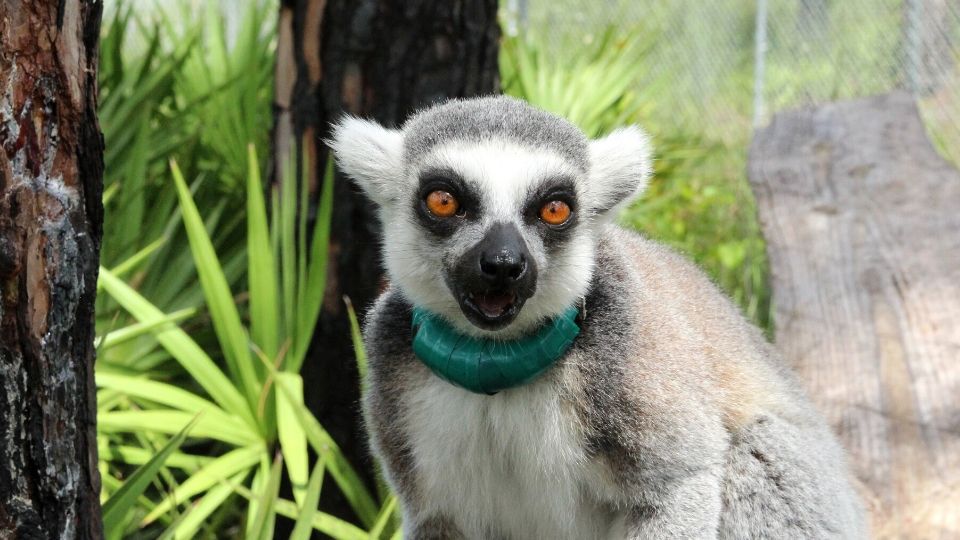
<box><xmin>503</xmin><ymin>0</ymin><xmax>960</xmax><ymax>161</ymax></box>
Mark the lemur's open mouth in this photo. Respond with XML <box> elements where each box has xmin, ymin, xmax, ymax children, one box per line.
<box><xmin>460</xmin><ymin>290</ymin><xmax>525</xmax><ymax>329</ymax></box>
<box><xmin>469</xmin><ymin>291</ymin><xmax>517</xmax><ymax>318</ymax></box>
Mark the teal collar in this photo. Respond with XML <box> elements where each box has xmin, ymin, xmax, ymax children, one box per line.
<box><xmin>410</xmin><ymin>306</ymin><xmax>581</xmax><ymax>395</ymax></box>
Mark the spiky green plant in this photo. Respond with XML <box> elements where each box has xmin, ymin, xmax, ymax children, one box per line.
<box><xmin>95</xmin><ymin>150</ymin><xmax>398</xmax><ymax>539</ymax></box>
<box><xmin>97</xmin><ymin>0</ymin><xmax>275</xmax><ymax>324</ymax></box>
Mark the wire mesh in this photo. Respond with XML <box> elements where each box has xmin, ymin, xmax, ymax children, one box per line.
<box><xmin>504</xmin><ymin>0</ymin><xmax>960</xmax><ymax>162</ymax></box>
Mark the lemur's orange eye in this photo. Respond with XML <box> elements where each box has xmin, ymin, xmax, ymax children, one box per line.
<box><xmin>539</xmin><ymin>200</ymin><xmax>571</xmax><ymax>225</ymax></box>
<box><xmin>426</xmin><ymin>190</ymin><xmax>459</xmax><ymax>218</ymax></box>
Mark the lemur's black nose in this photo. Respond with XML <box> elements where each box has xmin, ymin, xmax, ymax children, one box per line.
<box><xmin>480</xmin><ymin>249</ymin><xmax>526</xmax><ymax>282</ymax></box>
<box><xmin>474</xmin><ymin>222</ymin><xmax>533</xmax><ymax>286</ymax></box>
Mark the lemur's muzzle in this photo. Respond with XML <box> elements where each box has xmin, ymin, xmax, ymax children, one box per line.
<box><xmin>449</xmin><ymin>222</ymin><xmax>538</xmax><ymax>330</ymax></box>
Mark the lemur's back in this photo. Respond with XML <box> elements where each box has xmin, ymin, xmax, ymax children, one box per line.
<box><xmin>607</xmin><ymin>225</ymin><xmax>804</xmax><ymax>425</ymax></box>
<box><xmin>601</xmin><ymin>226</ymin><xmax>866</xmax><ymax>538</ymax></box>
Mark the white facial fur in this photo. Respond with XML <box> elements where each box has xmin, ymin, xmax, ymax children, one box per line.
<box><xmin>390</xmin><ymin>140</ymin><xmax>596</xmax><ymax>338</ymax></box>
<box><xmin>331</xmin><ymin>115</ymin><xmax>652</xmax><ymax>338</ymax></box>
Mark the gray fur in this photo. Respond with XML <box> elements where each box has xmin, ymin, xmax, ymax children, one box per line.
<box><xmin>362</xmin><ymin>231</ymin><xmax>865</xmax><ymax>539</ymax></box>
<box><xmin>342</xmin><ymin>97</ymin><xmax>866</xmax><ymax>539</ymax></box>
<box><xmin>402</xmin><ymin>96</ymin><xmax>590</xmax><ymax>172</ymax></box>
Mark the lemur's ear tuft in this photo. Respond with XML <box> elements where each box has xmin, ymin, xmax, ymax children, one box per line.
<box><xmin>329</xmin><ymin>117</ymin><xmax>404</xmax><ymax>206</ymax></box>
<box><xmin>587</xmin><ymin>125</ymin><xmax>653</xmax><ymax>219</ymax></box>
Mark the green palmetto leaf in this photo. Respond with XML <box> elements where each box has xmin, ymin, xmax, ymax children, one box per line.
<box><xmin>231</xmin><ymin>482</ymin><xmax>368</xmax><ymax>540</ymax></box>
<box><xmin>347</xmin><ymin>296</ymin><xmax>398</xmax><ymax>520</ymax></box>
<box><xmin>120</xmin><ymin>350</ymin><xmax>174</xmax><ymax>372</ymax></box>
<box><xmin>289</xmin><ymin>457</ymin><xmax>326</xmax><ymax>540</ymax></box>
<box><xmin>101</xmin><ymin>27</ymin><xmax>200</xmax><ymax>156</ymax></box>
<box><xmin>95</xmin><ymin>373</ymin><xmax>252</xmax><ymax>442</ymax></box>
<box><xmin>368</xmin><ymin>495</ymin><xmax>399</xmax><ymax>540</ymax></box>
<box><xmin>102</xmin><ymin>416</ymin><xmax>198</xmax><ymax>538</ymax></box>
<box><xmin>296</xmin><ymin>155</ymin><xmax>309</xmax><ymax>336</ymax></box>
<box><xmin>112</xmin><ymin>118</ymin><xmax>150</xmax><ymax>262</ymax></box>
<box><xmin>101</xmin><ymin>182</ymin><xmax>121</xmax><ymax>206</ymax></box>
<box><xmin>244</xmin><ymin>458</ymin><xmax>267</xmax><ymax>539</ymax></box>
<box><xmin>261</xmin><ymin>356</ymin><xmax>378</xmax><ymax>527</ymax></box>
<box><xmin>99</xmin><ymin>471</ymin><xmax>160</xmax><ymax>517</ymax></box>
<box><xmin>98</xmin><ymin>267</ymin><xmax>254</xmax><ymax>427</ymax></box>
<box><xmin>289</xmin><ymin>158</ymin><xmax>335</xmax><ymax>372</ymax></box>
<box><xmin>96</xmin><ymin>308</ymin><xmax>195</xmax><ymax>350</ymax></box>
<box><xmin>280</xmin><ymin>152</ymin><xmax>298</xmax><ymax>360</ymax></box>
<box><xmin>276</xmin><ymin>372</ymin><xmax>309</xmax><ymax>505</ymax></box>
<box><xmin>142</xmin><ymin>445</ymin><xmax>262</xmax><ymax>525</ymax></box>
<box><xmin>501</xmin><ymin>29</ymin><xmax>655</xmax><ymax>138</ymax></box>
<box><xmin>140</xmin><ymin>195</ymin><xmax>246</xmax><ymax>313</ymax></box>
<box><xmin>274</xmin><ymin>498</ymin><xmax>368</xmax><ymax>540</ymax></box>
<box><xmin>248</xmin><ymin>453</ymin><xmax>283</xmax><ymax>540</ymax></box>
<box><xmin>345</xmin><ymin>297</ymin><xmax>367</xmax><ymax>383</ymax></box>
<box><xmin>158</xmin><ymin>471</ymin><xmax>248</xmax><ymax>540</ymax></box>
<box><xmin>99</xmin><ymin>443</ymin><xmax>210</xmax><ymax>471</ymax></box>
<box><xmin>203</xmin><ymin>1</ymin><xmax>230</xmax><ymax>78</ymax></box>
<box><xmin>107</xmin><ymin>236</ymin><xmax>166</xmax><ymax>280</ymax></box>
<box><xmin>96</xmin><ymin>373</ymin><xmax>213</xmax><ymax>413</ymax></box>
<box><xmin>99</xmin><ymin>410</ymin><xmax>257</xmax><ymax>447</ymax></box>
<box><xmin>246</xmin><ymin>144</ymin><xmax>280</xmax><ymax>361</ymax></box>
<box><xmin>170</xmin><ymin>159</ymin><xmax>261</xmax><ymax>416</ymax></box>
<box><xmin>245</xmin><ymin>143</ymin><xmax>279</xmax><ymax>438</ymax></box>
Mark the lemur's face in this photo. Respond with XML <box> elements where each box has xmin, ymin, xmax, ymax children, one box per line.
<box><xmin>332</xmin><ymin>97</ymin><xmax>651</xmax><ymax>338</ymax></box>
<box><xmin>403</xmin><ymin>141</ymin><xmax>586</xmax><ymax>332</ymax></box>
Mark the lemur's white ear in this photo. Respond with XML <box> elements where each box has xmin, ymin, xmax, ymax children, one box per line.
<box><xmin>329</xmin><ymin>117</ymin><xmax>404</xmax><ymax>206</ymax></box>
<box><xmin>587</xmin><ymin>125</ymin><xmax>653</xmax><ymax>219</ymax></box>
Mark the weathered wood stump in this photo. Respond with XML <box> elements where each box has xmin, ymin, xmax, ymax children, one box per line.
<box><xmin>749</xmin><ymin>92</ymin><xmax>960</xmax><ymax>538</ymax></box>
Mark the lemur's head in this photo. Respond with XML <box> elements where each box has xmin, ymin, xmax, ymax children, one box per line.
<box><xmin>331</xmin><ymin>96</ymin><xmax>651</xmax><ymax>338</ymax></box>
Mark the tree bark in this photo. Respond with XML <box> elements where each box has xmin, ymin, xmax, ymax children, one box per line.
<box><xmin>0</xmin><ymin>2</ymin><xmax>105</xmax><ymax>538</ymax></box>
<box><xmin>274</xmin><ymin>0</ymin><xmax>500</xmax><ymax>520</ymax></box>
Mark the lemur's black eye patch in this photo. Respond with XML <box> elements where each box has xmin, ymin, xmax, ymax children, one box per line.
<box><xmin>414</xmin><ymin>167</ymin><xmax>480</xmax><ymax>237</ymax></box>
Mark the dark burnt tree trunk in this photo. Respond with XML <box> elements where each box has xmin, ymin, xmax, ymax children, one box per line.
<box><xmin>0</xmin><ymin>1</ymin><xmax>105</xmax><ymax>538</ymax></box>
<box><xmin>274</xmin><ymin>0</ymin><xmax>500</xmax><ymax>520</ymax></box>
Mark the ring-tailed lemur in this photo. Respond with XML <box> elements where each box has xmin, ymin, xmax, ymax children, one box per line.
<box><xmin>331</xmin><ymin>96</ymin><xmax>866</xmax><ymax>539</ymax></box>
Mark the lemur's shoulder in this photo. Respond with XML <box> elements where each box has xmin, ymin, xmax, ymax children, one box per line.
<box><xmin>593</xmin><ymin>225</ymin><xmax>806</xmax><ymax>429</ymax></box>
<box><xmin>363</xmin><ymin>289</ymin><xmax>412</xmax><ymax>361</ymax></box>
<box><xmin>359</xmin><ymin>290</ymin><xmax>428</xmax><ymax>505</ymax></box>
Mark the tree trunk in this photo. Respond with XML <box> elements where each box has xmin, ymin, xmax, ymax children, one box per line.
<box><xmin>748</xmin><ymin>92</ymin><xmax>960</xmax><ymax>537</ymax></box>
<box><xmin>274</xmin><ymin>0</ymin><xmax>500</xmax><ymax>520</ymax></box>
<box><xmin>0</xmin><ymin>2</ymin><xmax>105</xmax><ymax>538</ymax></box>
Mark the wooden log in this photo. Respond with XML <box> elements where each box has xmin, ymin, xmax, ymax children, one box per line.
<box><xmin>749</xmin><ymin>92</ymin><xmax>960</xmax><ymax>538</ymax></box>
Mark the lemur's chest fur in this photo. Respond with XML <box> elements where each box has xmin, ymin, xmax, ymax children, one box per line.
<box><xmin>404</xmin><ymin>373</ymin><xmax>624</xmax><ymax>540</ymax></box>
<box><xmin>363</xmin><ymin>242</ymin><xmax>639</xmax><ymax>539</ymax></box>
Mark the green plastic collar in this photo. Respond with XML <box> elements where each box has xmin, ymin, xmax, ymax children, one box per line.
<box><xmin>410</xmin><ymin>306</ymin><xmax>581</xmax><ymax>395</ymax></box>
